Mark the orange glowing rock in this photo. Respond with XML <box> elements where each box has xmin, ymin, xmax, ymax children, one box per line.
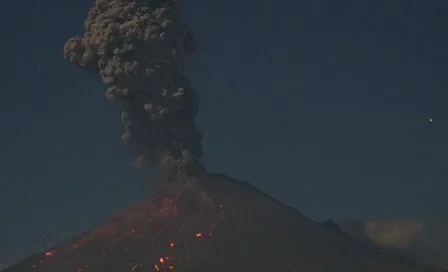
<box><xmin>169</xmin><ymin>242</ymin><xmax>175</xmax><ymax>247</ymax></box>
<box><xmin>159</xmin><ymin>257</ymin><xmax>164</xmax><ymax>264</ymax></box>
<box><xmin>44</xmin><ymin>251</ymin><xmax>54</xmax><ymax>257</ymax></box>
<box><xmin>195</xmin><ymin>232</ymin><xmax>202</xmax><ymax>238</ymax></box>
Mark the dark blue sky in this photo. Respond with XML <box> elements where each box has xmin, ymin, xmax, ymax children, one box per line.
<box><xmin>0</xmin><ymin>0</ymin><xmax>447</xmax><ymax>267</ymax></box>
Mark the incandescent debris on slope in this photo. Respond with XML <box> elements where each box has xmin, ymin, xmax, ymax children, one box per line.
<box><xmin>2</xmin><ymin>174</ymin><xmax>445</xmax><ymax>272</ymax></box>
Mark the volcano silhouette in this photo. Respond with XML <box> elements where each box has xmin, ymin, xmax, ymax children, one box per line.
<box><xmin>2</xmin><ymin>174</ymin><xmax>445</xmax><ymax>272</ymax></box>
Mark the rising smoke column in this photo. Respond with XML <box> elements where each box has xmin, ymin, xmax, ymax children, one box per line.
<box><xmin>63</xmin><ymin>0</ymin><xmax>204</xmax><ymax>177</ymax></box>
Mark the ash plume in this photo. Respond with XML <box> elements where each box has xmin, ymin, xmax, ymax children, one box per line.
<box><xmin>63</xmin><ymin>0</ymin><xmax>203</xmax><ymax>177</ymax></box>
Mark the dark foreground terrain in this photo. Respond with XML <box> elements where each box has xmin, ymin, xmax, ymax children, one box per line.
<box><xmin>2</xmin><ymin>174</ymin><xmax>445</xmax><ymax>272</ymax></box>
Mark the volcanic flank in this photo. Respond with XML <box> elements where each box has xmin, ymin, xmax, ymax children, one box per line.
<box><xmin>3</xmin><ymin>174</ymin><xmax>446</xmax><ymax>272</ymax></box>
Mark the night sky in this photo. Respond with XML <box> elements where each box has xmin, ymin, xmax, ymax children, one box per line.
<box><xmin>0</xmin><ymin>0</ymin><xmax>447</xmax><ymax>267</ymax></box>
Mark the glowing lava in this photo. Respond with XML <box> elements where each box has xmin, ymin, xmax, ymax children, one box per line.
<box><xmin>6</xmin><ymin>174</ymin><xmax>443</xmax><ymax>272</ymax></box>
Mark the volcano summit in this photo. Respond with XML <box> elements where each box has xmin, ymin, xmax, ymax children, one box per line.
<box><xmin>2</xmin><ymin>174</ymin><xmax>445</xmax><ymax>272</ymax></box>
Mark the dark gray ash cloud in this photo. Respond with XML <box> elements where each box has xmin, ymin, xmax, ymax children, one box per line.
<box><xmin>63</xmin><ymin>0</ymin><xmax>204</xmax><ymax>178</ymax></box>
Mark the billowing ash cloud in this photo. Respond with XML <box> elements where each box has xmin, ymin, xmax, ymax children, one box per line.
<box><xmin>63</xmin><ymin>0</ymin><xmax>204</xmax><ymax>177</ymax></box>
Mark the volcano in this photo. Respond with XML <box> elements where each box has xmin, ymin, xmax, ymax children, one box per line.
<box><xmin>2</xmin><ymin>174</ymin><xmax>445</xmax><ymax>272</ymax></box>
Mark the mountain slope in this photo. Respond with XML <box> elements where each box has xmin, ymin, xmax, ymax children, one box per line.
<box><xmin>3</xmin><ymin>174</ymin><xmax>445</xmax><ymax>272</ymax></box>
